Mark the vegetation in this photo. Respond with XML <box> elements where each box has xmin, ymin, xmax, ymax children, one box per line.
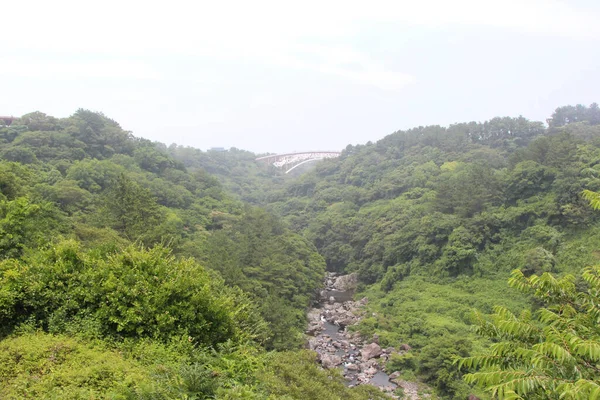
<box><xmin>0</xmin><ymin>110</ymin><xmax>371</xmax><ymax>399</ymax></box>
<box><xmin>458</xmin><ymin>267</ymin><xmax>600</xmax><ymax>399</ymax></box>
<box><xmin>249</xmin><ymin>103</ymin><xmax>600</xmax><ymax>398</ymax></box>
<box><xmin>2</xmin><ymin>103</ymin><xmax>600</xmax><ymax>398</ymax></box>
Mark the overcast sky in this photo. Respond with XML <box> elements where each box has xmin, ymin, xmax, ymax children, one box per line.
<box><xmin>1</xmin><ymin>0</ymin><xmax>599</xmax><ymax>153</ymax></box>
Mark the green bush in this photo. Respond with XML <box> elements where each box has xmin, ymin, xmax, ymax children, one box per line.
<box><xmin>0</xmin><ymin>240</ymin><xmax>268</xmax><ymax>346</ymax></box>
<box><xmin>0</xmin><ymin>332</ymin><xmax>174</xmax><ymax>399</ymax></box>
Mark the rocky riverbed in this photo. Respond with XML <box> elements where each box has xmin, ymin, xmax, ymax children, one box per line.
<box><xmin>306</xmin><ymin>272</ymin><xmax>422</xmax><ymax>399</ymax></box>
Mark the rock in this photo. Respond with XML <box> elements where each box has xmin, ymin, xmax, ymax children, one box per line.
<box><xmin>468</xmin><ymin>396</ymin><xmax>481</xmax><ymax>400</ymax></box>
<box><xmin>320</xmin><ymin>354</ymin><xmax>343</xmax><ymax>369</ymax></box>
<box><xmin>346</xmin><ymin>363</ymin><xmax>359</xmax><ymax>371</ymax></box>
<box><xmin>399</xmin><ymin>343</ymin><xmax>412</xmax><ymax>351</ymax></box>
<box><xmin>306</xmin><ymin>323</ymin><xmax>321</xmax><ymax>336</ymax></box>
<box><xmin>332</xmin><ymin>273</ymin><xmax>358</xmax><ymax>291</ymax></box>
<box><xmin>385</xmin><ymin>347</ymin><xmax>395</xmax><ymax>354</ymax></box>
<box><xmin>364</xmin><ymin>366</ymin><xmax>377</xmax><ymax>376</ymax></box>
<box><xmin>372</xmin><ymin>333</ymin><xmax>379</xmax><ymax>344</ymax></box>
<box><xmin>388</xmin><ymin>371</ymin><xmax>401</xmax><ymax>380</ymax></box>
<box><xmin>307</xmin><ymin>338</ymin><xmax>319</xmax><ymax>350</ymax></box>
<box><xmin>335</xmin><ymin>316</ymin><xmax>355</xmax><ymax>328</ymax></box>
<box><xmin>396</xmin><ymin>380</ymin><xmax>420</xmax><ymax>400</ymax></box>
<box><xmin>361</xmin><ymin>343</ymin><xmax>383</xmax><ymax>360</ymax></box>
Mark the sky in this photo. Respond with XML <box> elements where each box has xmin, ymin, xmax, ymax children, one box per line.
<box><xmin>1</xmin><ymin>0</ymin><xmax>600</xmax><ymax>154</ymax></box>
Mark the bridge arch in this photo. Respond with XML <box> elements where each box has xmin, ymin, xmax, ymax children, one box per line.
<box><xmin>256</xmin><ymin>151</ymin><xmax>341</xmax><ymax>174</ymax></box>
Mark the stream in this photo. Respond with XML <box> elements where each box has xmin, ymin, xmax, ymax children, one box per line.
<box><xmin>306</xmin><ymin>272</ymin><xmax>399</xmax><ymax>396</ymax></box>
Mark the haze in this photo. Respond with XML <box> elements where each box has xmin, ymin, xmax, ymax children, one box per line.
<box><xmin>1</xmin><ymin>0</ymin><xmax>599</xmax><ymax>153</ymax></box>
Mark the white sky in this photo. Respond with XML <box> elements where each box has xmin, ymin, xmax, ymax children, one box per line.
<box><xmin>1</xmin><ymin>0</ymin><xmax>599</xmax><ymax>153</ymax></box>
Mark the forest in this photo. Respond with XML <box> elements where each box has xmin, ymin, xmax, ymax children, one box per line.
<box><xmin>1</xmin><ymin>103</ymin><xmax>600</xmax><ymax>399</ymax></box>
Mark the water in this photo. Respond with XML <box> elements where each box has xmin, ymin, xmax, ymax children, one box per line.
<box><xmin>370</xmin><ymin>371</ymin><xmax>397</xmax><ymax>388</ymax></box>
<box><xmin>324</xmin><ymin>289</ymin><xmax>355</xmax><ymax>303</ymax></box>
<box><xmin>312</xmin><ymin>282</ymin><xmax>395</xmax><ymax>389</ymax></box>
<box><xmin>322</xmin><ymin>320</ymin><xmax>342</xmax><ymax>337</ymax></box>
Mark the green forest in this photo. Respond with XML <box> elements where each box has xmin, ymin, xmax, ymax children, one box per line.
<box><xmin>2</xmin><ymin>103</ymin><xmax>600</xmax><ymax>399</ymax></box>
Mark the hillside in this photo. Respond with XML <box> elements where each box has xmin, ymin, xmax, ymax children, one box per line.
<box><xmin>255</xmin><ymin>103</ymin><xmax>600</xmax><ymax>398</ymax></box>
<box><xmin>0</xmin><ymin>110</ymin><xmax>392</xmax><ymax>399</ymax></box>
<box><xmin>2</xmin><ymin>104</ymin><xmax>600</xmax><ymax>399</ymax></box>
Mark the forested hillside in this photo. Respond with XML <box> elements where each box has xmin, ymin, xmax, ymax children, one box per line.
<box><xmin>0</xmin><ymin>110</ymin><xmax>387</xmax><ymax>399</ymax></box>
<box><xmin>2</xmin><ymin>104</ymin><xmax>600</xmax><ymax>399</ymax></box>
<box><xmin>252</xmin><ymin>103</ymin><xmax>600</xmax><ymax>398</ymax></box>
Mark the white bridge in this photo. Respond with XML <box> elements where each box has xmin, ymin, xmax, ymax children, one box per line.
<box><xmin>256</xmin><ymin>151</ymin><xmax>341</xmax><ymax>173</ymax></box>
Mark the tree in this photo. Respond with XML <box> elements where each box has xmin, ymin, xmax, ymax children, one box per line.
<box><xmin>103</xmin><ymin>173</ymin><xmax>164</xmax><ymax>243</ymax></box>
<box><xmin>458</xmin><ymin>268</ymin><xmax>600</xmax><ymax>399</ymax></box>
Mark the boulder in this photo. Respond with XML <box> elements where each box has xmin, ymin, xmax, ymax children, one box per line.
<box><xmin>306</xmin><ymin>323</ymin><xmax>321</xmax><ymax>336</ymax></box>
<box><xmin>346</xmin><ymin>363</ymin><xmax>360</xmax><ymax>371</ymax></box>
<box><xmin>388</xmin><ymin>371</ymin><xmax>401</xmax><ymax>380</ymax></box>
<box><xmin>307</xmin><ymin>338</ymin><xmax>319</xmax><ymax>350</ymax></box>
<box><xmin>332</xmin><ymin>273</ymin><xmax>359</xmax><ymax>291</ymax></box>
<box><xmin>320</xmin><ymin>353</ymin><xmax>343</xmax><ymax>369</ymax></box>
<box><xmin>361</xmin><ymin>343</ymin><xmax>383</xmax><ymax>360</ymax></box>
<box><xmin>335</xmin><ymin>316</ymin><xmax>355</xmax><ymax>328</ymax></box>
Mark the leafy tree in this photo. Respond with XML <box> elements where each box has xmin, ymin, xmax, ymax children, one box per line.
<box><xmin>0</xmin><ymin>197</ymin><xmax>62</xmax><ymax>259</ymax></box>
<box><xmin>458</xmin><ymin>268</ymin><xmax>600</xmax><ymax>399</ymax></box>
<box><xmin>102</xmin><ymin>173</ymin><xmax>164</xmax><ymax>243</ymax></box>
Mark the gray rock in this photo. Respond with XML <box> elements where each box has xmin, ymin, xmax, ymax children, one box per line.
<box><xmin>320</xmin><ymin>353</ymin><xmax>343</xmax><ymax>369</ymax></box>
<box><xmin>306</xmin><ymin>323</ymin><xmax>321</xmax><ymax>335</ymax></box>
<box><xmin>332</xmin><ymin>273</ymin><xmax>359</xmax><ymax>291</ymax></box>
<box><xmin>361</xmin><ymin>343</ymin><xmax>383</xmax><ymax>360</ymax></box>
<box><xmin>335</xmin><ymin>317</ymin><xmax>355</xmax><ymax>328</ymax></box>
<box><xmin>388</xmin><ymin>371</ymin><xmax>401</xmax><ymax>380</ymax></box>
<box><xmin>307</xmin><ymin>338</ymin><xmax>319</xmax><ymax>350</ymax></box>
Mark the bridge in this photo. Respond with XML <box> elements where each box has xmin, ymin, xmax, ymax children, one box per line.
<box><xmin>256</xmin><ymin>151</ymin><xmax>341</xmax><ymax>173</ymax></box>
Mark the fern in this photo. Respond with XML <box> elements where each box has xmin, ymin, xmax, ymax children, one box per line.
<box><xmin>582</xmin><ymin>190</ymin><xmax>600</xmax><ymax>210</ymax></box>
<box><xmin>459</xmin><ymin>267</ymin><xmax>600</xmax><ymax>399</ymax></box>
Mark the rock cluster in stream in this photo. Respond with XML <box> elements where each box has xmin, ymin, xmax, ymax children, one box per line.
<box><xmin>306</xmin><ymin>272</ymin><xmax>416</xmax><ymax>398</ymax></box>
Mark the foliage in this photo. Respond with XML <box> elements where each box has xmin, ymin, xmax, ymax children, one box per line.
<box><xmin>258</xmin><ymin>350</ymin><xmax>390</xmax><ymax>399</ymax></box>
<box><xmin>458</xmin><ymin>268</ymin><xmax>600</xmax><ymax>399</ymax></box>
<box><xmin>2</xmin><ymin>104</ymin><xmax>600</xmax><ymax>398</ymax></box>
<box><xmin>0</xmin><ymin>240</ymin><xmax>269</xmax><ymax>346</ymax></box>
<box><xmin>0</xmin><ymin>332</ymin><xmax>175</xmax><ymax>399</ymax></box>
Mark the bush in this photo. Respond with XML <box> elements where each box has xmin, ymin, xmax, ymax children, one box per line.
<box><xmin>0</xmin><ymin>332</ymin><xmax>174</xmax><ymax>399</ymax></box>
<box><xmin>0</xmin><ymin>240</ymin><xmax>268</xmax><ymax>346</ymax></box>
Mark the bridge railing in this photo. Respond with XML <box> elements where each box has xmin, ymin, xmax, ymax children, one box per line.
<box><xmin>256</xmin><ymin>151</ymin><xmax>341</xmax><ymax>173</ymax></box>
